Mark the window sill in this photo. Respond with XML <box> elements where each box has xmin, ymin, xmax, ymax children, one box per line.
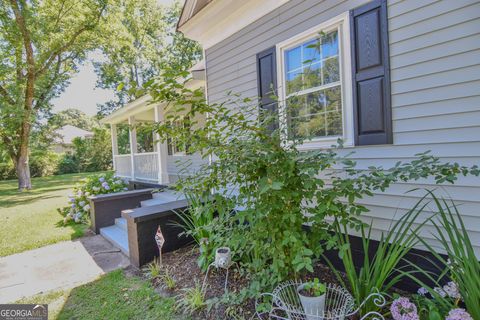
<box><xmin>295</xmin><ymin>138</ymin><xmax>354</xmax><ymax>151</ymax></box>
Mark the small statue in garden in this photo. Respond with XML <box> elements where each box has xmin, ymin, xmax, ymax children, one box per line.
<box><xmin>202</xmin><ymin>247</ymin><xmax>238</xmax><ymax>294</ymax></box>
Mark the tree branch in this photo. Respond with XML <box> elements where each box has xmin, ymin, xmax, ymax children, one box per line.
<box><xmin>0</xmin><ymin>83</ymin><xmax>15</xmax><ymax>105</ymax></box>
<box><xmin>34</xmin><ymin>56</ymin><xmax>63</xmax><ymax>109</ymax></box>
<box><xmin>35</xmin><ymin>3</ymin><xmax>107</xmax><ymax>77</ymax></box>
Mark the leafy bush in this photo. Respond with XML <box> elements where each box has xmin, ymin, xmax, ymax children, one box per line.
<box><xmin>56</xmin><ymin>153</ymin><xmax>80</xmax><ymax>174</ymax></box>
<box><xmin>0</xmin><ymin>159</ymin><xmax>16</xmax><ymax>180</ymax></box>
<box><xmin>30</xmin><ymin>150</ymin><xmax>60</xmax><ymax>177</ymax></box>
<box><xmin>68</xmin><ymin>128</ymin><xmax>112</xmax><ymax>173</ymax></box>
<box><xmin>147</xmin><ymin>69</ymin><xmax>479</xmax><ymax>300</ymax></box>
<box><xmin>173</xmin><ymin>191</ymin><xmax>235</xmax><ymax>271</ymax></box>
<box><xmin>58</xmin><ymin>172</ymin><xmax>128</xmax><ymax>224</ymax></box>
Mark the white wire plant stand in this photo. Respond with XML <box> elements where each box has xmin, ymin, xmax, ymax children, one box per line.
<box><xmin>255</xmin><ymin>281</ymin><xmax>386</xmax><ymax>320</ymax></box>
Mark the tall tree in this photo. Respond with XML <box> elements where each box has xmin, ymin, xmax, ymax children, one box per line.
<box><xmin>48</xmin><ymin>108</ymin><xmax>100</xmax><ymax>131</ymax></box>
<box><xmin>95</xmin><ymin>0</ymin><xmax>201</xmax><ymax>116</ymax></box>
<box><xmin>0</xmin><ymin>0</ymin><xmax>113</xmax><ymax>190</ymax></box>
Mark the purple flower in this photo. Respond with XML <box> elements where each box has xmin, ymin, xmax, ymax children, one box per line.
<box><xmin>99</xmin><ymin>177</ymin><xmax>105</xmax><ymax>182</ymax></box>
<box><xmin>443</xmin><ymin>282</ymin><xmax>461</xmax><ymax>300</ymax></box>
<box><xmin>446</xmin><ymin>309</ymin><xmax>473</xmax><ymax>320</ymax></box>
<box><xmin>433</xmin><ymin>286</ymin><xmax>447</xmax><ymax>298</ymax></box>
<box><xmin>390</xmin><ymin>297</ymin><xmax>419</xmax><ymax>320</ymax></box>
<box><xmin>417</xmin><ymin>287</ymin><xmax>428</xmax><ymax>296</ymax></box>
<box><xmin>71</xmin><ymin>204</ymin><xmax>76</xmax><ymax>208</ymax></box>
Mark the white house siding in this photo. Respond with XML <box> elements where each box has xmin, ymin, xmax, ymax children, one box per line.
<box><xmin>165</xmin><ymin>108</ymin><xmax>209</xmax><ymax>182</ymax></box>
<box><xmin>205</xmin><ymin>0</ymin><xmax>480</xmax><ymax>256</ymax></box>
<box><xmin>166</xmin><ymin>153</ymin><xmax>207</xmax><ymax>182</ymax></box>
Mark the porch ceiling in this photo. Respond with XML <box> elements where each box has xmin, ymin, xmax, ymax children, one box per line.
<box><xmin>101</xmin><ymin>95</ymin><xmax>160</xmax><ymax>124</ymax></box>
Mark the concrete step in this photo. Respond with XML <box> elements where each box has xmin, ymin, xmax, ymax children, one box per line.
<box><xmin>115</xmin><ymin>217</ymin><xmax>127</xmax><ymax>232</ymax></box>
<box><xmin>142</xmin><ymin>190</ymin><xmax>186</xmax><ymax>207</ymax></box>
<box><xmin>152</xmin><ymin>191</ymin><xmax>186</xmax><ymax>201</ymax></box>
<box><xmin>100</xmin><ymin>225</ymin><xmax>129</xmax><ymax>256</ymax></box>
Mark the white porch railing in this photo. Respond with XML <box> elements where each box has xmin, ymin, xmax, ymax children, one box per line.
<box><xmin>133</xmin><ymin>152</ymin><xmax>159</xmax><ymax>181</ymax></box>
<box><xmin>114</xmin><ymin>154</ymin><xmax>132</xmax><ymax>178</ymax></box>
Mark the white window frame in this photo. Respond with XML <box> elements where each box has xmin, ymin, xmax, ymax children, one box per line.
<box><xmin>167</xmin><ymin>117</ymin><xmax>187</xmax><ymax>157</ymax></box>
<box><xmin>276</xmin><ymin>12</ymin><xmax>354</xmax><ymax>149</ymax></box>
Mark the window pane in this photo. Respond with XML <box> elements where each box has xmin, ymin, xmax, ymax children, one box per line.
<box><xmin>325</xmin><ymin>86</ymin><xmax>341</xmax><ymax>111</ymax></box>
<box><xmin>286</xmin><ymin>69</ymin><xmax>303</xmax><ymax>95</ymax></box>
<box><xmin>307</xmin><ymin>90</ymin><xmax>326</xmax><ymax>114</ymax></box>
<box><xmin>288</xmin><ymin>86</ymin><xmax>342</xmax><ymax>140</ymax></box>
<box><xmin>323</xmin><ymin>56</ymin><xmax>339</xmax><ymax>84</ymax></box>
<box><xmin>303</xmin><ymin>39</ymin><xmax>320</xmax><ymax>65</ymax></box>
<box><xmin>283</xmin><ymin>27</ymin><xmax>342</xmax><ymax>141</ymax></box>
<box><xmin>303</xmin><ymin>63</ymin><xmax>322</xmax><ymax>90</ymax></box>
<box><xmin>285</xmin><ymin>46</ymin><xmax>301</xmax><ymax>72</ymax></box>
<box><xmin>326</xmin><ymin>110</ymin><xmax>342</xmax><ymax>136</ymax></box>
<box><xmin>325</xmin><ymin>86</ymin><xmax>342</xmax><ymax>136</ymax></box>
<box><xmin>286</xmin><ymin>94</ymin><xmax>306</xmax><ymax>119</ymax></box>
<box><xmin>322</xmin><ymin>30</ymin><xmax>338</xmax><ymax>58</ymax></box>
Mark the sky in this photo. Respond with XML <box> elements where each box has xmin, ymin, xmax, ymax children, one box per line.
<box><xmin>51</xmin><ymin>0</ymin><xmax>178</xmax><ymax>116</ymax></box>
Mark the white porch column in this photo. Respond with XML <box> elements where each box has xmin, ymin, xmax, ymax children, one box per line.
<box><xmin>128</xmin><ymin>116</ymin><xmax>137</xmax><ymax>180</ymax></box>
<box><xmin>110</xmin><ymin>124</ymin><xmax>118</xmax><ymax>171</ymax></box>
<box><xmin>154</xmin><ymin>104</ymin><xmax>169</xmax><ymax>184</ymax></box>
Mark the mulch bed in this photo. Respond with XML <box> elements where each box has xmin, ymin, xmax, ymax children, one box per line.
<box><xmin>128</xmin><ymin>245</ymin><xmax>358</xmax><ymax>320</ymax></box>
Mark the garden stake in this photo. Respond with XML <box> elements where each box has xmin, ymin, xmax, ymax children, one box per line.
<box><xmin>155</xmin><ymin>226</ymin><xmax>165</xmax><ymax>265</ymax></box>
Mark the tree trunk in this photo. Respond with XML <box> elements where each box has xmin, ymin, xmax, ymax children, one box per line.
<box><xmin>15</xmin><ymin>150</ymin><xmax>32</xmax><ymax>190</ymax></box>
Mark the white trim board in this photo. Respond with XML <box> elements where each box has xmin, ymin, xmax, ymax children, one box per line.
<box><xmin>178</xmin><ymin>0</ymin><xmax>290</xmax><ymax>49</ymax></box>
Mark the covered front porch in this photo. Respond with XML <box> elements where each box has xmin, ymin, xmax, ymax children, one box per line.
<box><xmin>104</xmin><ymin>95</ymin><xmax>170</xmax><ymax>185</ymax></box>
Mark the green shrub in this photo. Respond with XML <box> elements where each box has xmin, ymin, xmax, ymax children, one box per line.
<box><xmin>0</xmin><ymin>159</ymin><xmax>16</xmax><ymax>180</ymax></box>
<box><xmin>71</xmin><ymin>128</ymin><xmax>112</xmax><ymax>173</ymax></box>
<box><xmin>58</xmin><ymin>172</ymin><xmax>128</xmax><ymax>224</ymax></box>
<box><xmin>29</xmin><ymin>150</ymin><xmax>60</xmax><ymax>177</ymax></box>
<box><xmin>148</xmin><ymin>69</ymin><xmax>480</xmax><ymax>300</ymax></box>
<box><xmin>56</xmin><ymin>153</ymin><xmax>80</xmax><ymax>174</ymax></box>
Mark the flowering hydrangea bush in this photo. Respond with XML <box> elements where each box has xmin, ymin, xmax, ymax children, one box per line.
<box><xmin>58</xmin><ymin>172</ymin><xmax>129</xmax><ymax>224</ymax></box>
<box><xmin>446</xmin><ymin>309</ymin><xmax>473</xmax><ymax>320</ymax></box>
<box><xmin>391</xmin><ymin>297</ymin><xmax>419</xmax><ymax>320</ymax></box>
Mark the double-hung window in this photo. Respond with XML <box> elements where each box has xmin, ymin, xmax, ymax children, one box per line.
<box><xmin>277</xmin><ymin>13</ymin><xmax>353</xmax><ymax>148</ymax></box>
<box><xmin>167</xmin><ymin>117</ymin><xmax>190</xmax><ymax>156</ymax></box>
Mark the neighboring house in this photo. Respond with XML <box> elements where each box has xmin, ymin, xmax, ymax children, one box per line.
<box><xmin>176</xmin><ymin>0</ymin><xmax>480</xmax><ymax>257</ymax></box>
<box><xmin>101</xmin><ymin>64</ymin><xmax>207</xmax><ymax>184</ymax></box>
<box><xmin>52</xmin><ymin>125</ymin><xmax>93</xmax><ymax>153</ymax></box>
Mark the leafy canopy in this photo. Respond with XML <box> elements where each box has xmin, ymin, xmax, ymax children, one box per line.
<box><xmin>94</xmin><ymin>0</ymin><xmax>202</xmax><ymax>116</ymax></box>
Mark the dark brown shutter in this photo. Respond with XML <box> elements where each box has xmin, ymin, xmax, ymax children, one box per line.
<box><xmin>167</xmin><ymin>133</ymin><xmax>173</xmax><ymax>155</ymax></box>
<box><xmin>350</xmin><ymin>0</ymin><xmax>392</xmax><ymax>145</ymax></box>
<box><xmin>256</xmin><ymin>46</ymin><xmax>279</xmax><ymax>132</ymax></box>
<box><xmin>184</xmin><ymin>116</ymin><xmax>192</xmax><ymax>155</ymax></box>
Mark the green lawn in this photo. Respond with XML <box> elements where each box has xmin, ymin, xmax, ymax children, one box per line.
<box><xmin>19</xmin><ymin>270</ymin><xmax>179</xmax><ymax>320</ymax></box>
<box><xmin>0</xmin><ymin>172</ymin><xmax>100</xmax><ymax>257</ymax></box>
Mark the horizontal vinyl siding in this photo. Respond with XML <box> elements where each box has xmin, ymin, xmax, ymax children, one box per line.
<box><xmin>166</xmin><ymin>153</ymin><xmax>207</xmax><ymax>176</ymax></box>
<box><xmin>205</xmin><ymin>0</ymin><xmax>480</xmax><ymax>257</ymax></box>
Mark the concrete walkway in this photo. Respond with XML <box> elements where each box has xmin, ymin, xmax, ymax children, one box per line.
<box><xmin>0</xmin><ymin>235</ymin><xmax>130</xmax><ymax>303</ymax></box>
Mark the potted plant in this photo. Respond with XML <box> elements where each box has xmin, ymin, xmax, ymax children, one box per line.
<box><xmin>297</xmin><ymin>278</ymin><xmax>327</xmax><ymax>319</ymax></box>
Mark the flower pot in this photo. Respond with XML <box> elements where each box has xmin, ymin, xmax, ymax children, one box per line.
<box><xmin>297</xmin><ymin>283</ymin><xmax>326</xmax><ymax>320</ymax></box>
<box><xmin>214</xmin><ymin>247</ymin><xmax>231</xmax><ymax>269</ymax></box>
